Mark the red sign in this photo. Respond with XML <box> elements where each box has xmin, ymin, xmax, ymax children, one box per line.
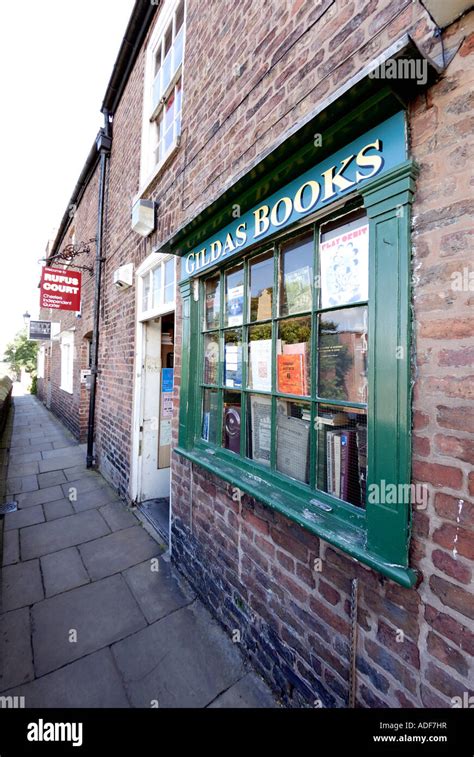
<box><xmin>40</xmin><ymin>267</ymin><xmax>82</xmax><ymax>312</ymax></box>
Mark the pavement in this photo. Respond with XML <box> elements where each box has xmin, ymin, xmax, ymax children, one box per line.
<box><xmin>0</xmin><ymin>393</ymin><xmax>278</xmax><ymax>708</ymax></box>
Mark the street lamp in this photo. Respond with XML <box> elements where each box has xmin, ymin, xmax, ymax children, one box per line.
<box><xmin>22</xmin><ymin>310</ymin><xmax>31</xmax><ymax>326</ymax></box>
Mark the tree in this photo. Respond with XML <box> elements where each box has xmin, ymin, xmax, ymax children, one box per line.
<box><xmin>4</xmin><ymin>330</ymin><xmax>39</xmax><ymax>378</ymax></box>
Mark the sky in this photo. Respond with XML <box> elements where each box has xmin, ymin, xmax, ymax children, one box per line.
<box><xmin>0</xmin><ymin>0</ymin><xmax>135</xmax><ymax>354</ymax></box>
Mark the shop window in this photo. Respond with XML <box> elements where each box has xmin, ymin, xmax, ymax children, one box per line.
<box><xmin>142</xmin><ymin>0</ymin><xmax>185</xmax><ymax>184</ymax></box>
<box><xmin>60</xmin><ymin>331</ymin><xmax>74</xmax><ymax>394</ymax></box>
<box><xmin>198</xmin><ymin>214</ymin><xmax>368</xmax><ymax>511</ymax></box>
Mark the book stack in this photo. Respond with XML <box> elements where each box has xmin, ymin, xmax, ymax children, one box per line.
<box><xmin>356</xmin><ymin>422</ymin><xmax>367</xmax><ymax>505</ymax></box>
<box><xmin>326</xmin><ymin>428</ymin><xmax>361</xmax><ymax>506</ymax></box>
<box><xmin>161</xmin><ymin>331</ymin><xmax>173</xmax><ymax>345</ymax></box>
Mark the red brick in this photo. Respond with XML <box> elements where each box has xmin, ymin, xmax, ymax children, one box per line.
<box><xmin>425</xmin><ymin>605</ymin><xmax>474</xmax><ymax>656</ymax></box>
<box><xmin>430</xmin><ymin>574</ymin><xmax>474</xmax><ymax>620</ymax></box>
<box><xmin>276</xmin><ymin>549</ymin><xmax>295</xmax><ymax>573</ymax></box>
<box><xmin>432</xmin><ymin>549</ymin><xmax>472</xmax><ymax>585</ymax></box>
<box><xmin>427</xmin><ymin>631</ymin><xmax>469</xmax><ymax>678</ymax></box>
<box><xmin>413</xmin><ymin>410</ymin><xmax>430</xmax><ymax>430</ymax></box>
<box><xmin>439</xmin><ymin>346</ymin><xmax>474</xmax><ymax>367</ymax></box>
<box><xmin>437</xmin><ymin>405</ymin><xmax>474</xmax><ymax>434</ymax></box>
<box><xmin>426</xmin><ymin>662</ymin><xmax>466</xmax><ymax>700</ymax></box>
<box><xmin>309</xmin><ymin>597</ymin><xmax>350</xmax><ymax>636</ymax></box>
<box><xmin>432</xmin><ymin>523</ymin><xmax>474</xmax><ymax>560</ymax></box>
<box><xmin>270</xmin><ymin>526</ymin><xmax>308</xmax><ymax>563</ymax></box>
<box><xmin>413</xmin><ymin>435</ymin><xmax>430</xmax><ymax>457</ymax></box>
<box><xmin>424</xmin><ymin>376</ymin><xmax>474</xmax><ymax>401</ymax></box>
<box><xmin>412</xmin><ymin>460</ymin><xmax>463</xmax><ymax>489</ymax></box>
<box><xmin>319</xmin><ymin>579</ymin><xmax>340</xmax><ymax>606</ymax></box>
<box><xmin>434</xmin><ymin>492</ymin><xmax>473</xmax><ymax>526</ymax></box>
<box><xmin>419</xmin><ymin>318</ymin><xmax>474</xmax><ymax>339</ymax></box>
<box><xmin>434</xmin><ymin>434</ymin><xmax>474</xmax><ymax>464</ymax></box>
<box><xmin>376</xmin><ymin>619</ymin><xmax>420</xmax><ymax>669</ymax></box>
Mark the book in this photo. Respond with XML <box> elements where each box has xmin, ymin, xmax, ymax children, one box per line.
<box><xmin>284</xmin><ymin>266</ymin><xmax>312</xmax><ymax>314</ymax></box>
<box><xmin>223</xmin><ymin>404</ymin><xmax>241</xmax><ymax>453</ymax></box>
<box><xmin>320</xmin><ymin>223</ymin><xmax>369</xmax><ymax>308</ymax></box>
<box><xmin>250</xmin><ymin>395</ymin><xmax>271</xmax><ymax>466</ymax></box>
<box><xmin>283</xmin><ymin>341</ymin><xmax>309</xmax><ymax>394</ymax></box>
<box><xmin>277</xmin><ymin>353</ymin><xmax>304</xmax><ymax>395</ymax></box>
<box><xmin>326</xmin><ymin>428</ymin><xmax>361</xmax><ymax>506</ymax></box>
<box><xmin>317</xmin><ymin>411</ymin><xmax>349</xmax><ymax>427</ymax></box>
<box><xmin>249</xmin><ymin>339</ymin><xmax>272</xmax><ymax>392</ymax></box>
<box><xmin>227</xmin><ymin>284</ymin><xmax>243</xmax><ymax>326</ymax></box>
<box><xmin>277</xmin><ymin>413</ymin><xmax>310</xmax><ymax>482</ymax></box>
<box><xmin>224</xmin><ymin>343</ymin><xmax>242</xmax><ymax>388</ymax></box>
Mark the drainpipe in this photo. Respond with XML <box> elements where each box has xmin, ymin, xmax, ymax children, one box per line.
<box><xmin>86</xmin><ymin>112</ymin><xmax>112</xmax><ymax>468</ymax></box>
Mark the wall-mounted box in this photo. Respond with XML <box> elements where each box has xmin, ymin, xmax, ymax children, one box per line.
<box><xmin>132</xmin><ymin>199</ymin><xmax>155</xmax><ymax>237</ymax></box>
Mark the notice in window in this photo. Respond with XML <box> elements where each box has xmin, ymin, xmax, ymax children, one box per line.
<box><xmin>284</xmin><ymin>267</ymin><xmax>312</xmax><ymax>314</ymax></box>
<box><xmin>249</xmin><ymin>395</ymin><xmax>271</xmax><ymax>466</ymax></box>
<box><xmin>249</xmin><ymin>339</ymin><xmax>272</xmax><ymax>392</ymax></box>
<box><xmin>320</xmin><ymin>223</ymin><xmax>368</xmax><ymax>308</ymax></box>
<box><xmin>227</xmin><ymin>284</ymin><xmax>244</xmax><ymax>326</ymax></box>
<box><xmin>276</xmin><ymin>412</ymin><xmax>310</xmax><ymax>483</ymax></box>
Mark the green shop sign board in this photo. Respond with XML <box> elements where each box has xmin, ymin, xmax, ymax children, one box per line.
<box><xmin>180</xmin><ymin>110</ymin><xmax>406</xmax><ymax>280</ymax></box>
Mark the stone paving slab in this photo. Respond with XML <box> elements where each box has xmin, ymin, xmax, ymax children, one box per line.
<box><xmin>43</xmin><ymin>498</ymin><xmax>74</xmax><ymax>521</ymax></box>
<box><xmin>41</xmin><ymin>547</ymin><xmax>90</xmax><ymax>597</ymax></box>
<box><xmin>4</xmin><ymin>504</ymin><xmax>45</xmax><ymax>531</ymax></box>
<box><xmin>37</xmin><ymin>470</ymin><xmax>67</xmax><ymax>488</ymax></box>
<box><xmin>2</xmin><ymin>529</ymin><xmax>19</xmax><ymax>565</ymax></box>
<box><xmin>2</xmin><ymin>559</ymin><xmax>44</xmax><ymax>611</ymax></box>
<box><xmin>79</xmin><ymin>526</ymin><xmax>160</xmax><ymax>581</ymax></box>
<box><xmin>70</xmin><ymin>485</ymin><xmax>120</xmax><ymax>513</ymax></box>
<box><xmin>9</xmin><ymin>451</ymin><xmax>42</xmax><ymax>464</ymax></box>
<box><xmin>61</xmin><ymin>476</ymin><xmax>110</xmax><ymax>499</ymax></box>
<box><xmin>208</xmin><ymin>672</ymin><xmax>279</xmax><ymax>708</ymax></box>
<box><xmin>111</xmin><ymin>601</ymin><xmax>246</xmax><ymax>708</ymax></box>
<box><xmin>32</xmin><ymin>574</ymin><xmax>147</xmax><ymax>676</ymax></box>
<box><xmin>6</xmin><ymin>475</ymin><xmax>39</xmax><ymax>495</ymax></box>
<box><xmin>0</xmin><ymin>607</ymin><xmax>35</xmax><ymax>690</ymax></box>
<box><xmin>6</xmin><ymin>462</ymin><xmax>40</xmax><ymax>477</ymax></box>
<box><xmin>39</xmin><ymin>455</ymin><xmax>86</xmax><ymax>473</ymax></box>
<box><xmin>2</xmin><ymin>648</ymin><xmax>130</xmax><ymax>708</ymax></box>
<box><xmin>98</xmin><ymin>502</ymin><xmax>138</xmax><ymax>532</ymax></box>
<box><xmin>20</xmin><ymin>510</ymin><xmax>110</xmax><ymax>560</ymax></box>
<box><xmin>62</xmin><ymin>465</ymin><xmax>95</xmax><ymax>481</ymax></box>
<box><xmin>123</xmin><ymin>557</ymin><xmax>194</xmax><ymax>624</ymax></box>
<box><xmin>17</xmin><ymin>484</ymin><xmax>63</xmax><ymax>509</ymax></box>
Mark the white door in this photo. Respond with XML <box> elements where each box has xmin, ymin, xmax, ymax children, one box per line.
<box><xmin>138</xmin><ymin>318</ymin><xmax>170</xmax><ymax>499</ymax></box>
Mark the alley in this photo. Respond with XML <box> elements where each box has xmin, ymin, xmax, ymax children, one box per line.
<box><xmin>0</xmin><ymin>393</ymin><xmax>277</xmax><ymax>708</ymax></box>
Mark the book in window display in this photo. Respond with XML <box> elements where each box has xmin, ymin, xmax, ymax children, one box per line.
<box><xmin>277</xmin><ymin>353</ymin><xmax>305</xmax><ymax>395</ymax></box>
<box><xmin>224</xmin><ymin>342</ymin><xmax>242</xmax><ymax>388</ymax></box>
<box><xmin>249</xmin><ymin>395</ymin><xmax>271</xmax><ymax>465</ymax></box>
<box><xmin>320</xmin><ymin>224</ymin><xmax>369</xmax><ymax>308</ymax></box>
<box><xmin>203</xmin><ymin>338</ymin><xmax>218</xmax><ymax>384</ymax></box>
<box><xmin>284</xmin><ymin>267</ymin><xmax>312</xmax><ymax>314</ymax></box>
<box><xmin>249</xmin><ymin>339</ymin><xmax>272</xmax><ymax>392</ymax></box>
<box><xmin>227</xmin><ymin>285</ymin><xmax>244</xmax><ymax>326</ymax></box>
<box><xmin>223</xmin><ymin>404</ymin><xmax>241</xmax><ymax>453</ymax></box>
<box><xmin>277</xmin><ymin>412</ymin><xmax>310</xmax><ymax>482</ymax></box>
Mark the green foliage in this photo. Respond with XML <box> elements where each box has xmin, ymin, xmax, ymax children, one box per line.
<box><xmin>30</xmin><ymin>375</ymin><xmax>38</xmax><ymax>395</ymax></box>
<box><xmin>4</xmin><ymin>330</ymin><xmax>39</xmax><ymax>376</ymax></box>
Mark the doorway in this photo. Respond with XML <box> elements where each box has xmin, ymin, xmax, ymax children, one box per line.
<box><xmin>136</xmin><ymin>313</ymin><xmax>174</xmax><ymax>542</ymax></box>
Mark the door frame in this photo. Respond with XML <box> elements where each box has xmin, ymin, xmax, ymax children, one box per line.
<box><xmin>130</xmin><ymin>251</ymin><xmax>176</xmax><ymax>544</ymax></box>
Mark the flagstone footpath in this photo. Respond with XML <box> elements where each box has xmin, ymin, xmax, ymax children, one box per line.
<box><xmin>0</xmin><ymin>392</ymin><xmax>278</xmax><ymax>708</ymax></box>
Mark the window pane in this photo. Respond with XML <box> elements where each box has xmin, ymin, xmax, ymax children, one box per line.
<box><xmin>280</xmin><ymin>233</ymin><xmax>313</xmax><ymax>316</ymax></box>
<box><xmin>205</xmin><ymin>275</ymin><xmax>220</xmax><ymax>329</ymax></box>
<box><xmin>248</xmin><ymin>324</ymin><xmax>272</xmax><ymax>392</ymax></box>
<box><xmin>318</xmin><ymin>306</ymin><xmax>368</xmax><ymax>403</ymax></box>
<box><xmin>203</xmin><ymin>333</ymin><xmax>219</xmax><ymax>385</ymax></box>
<box><xmin>276</xmin><ymin>399</ymin><xmax>311</xmax><ymax>483</ymax></box>
<box><xmin>224</xmin><ymin>330</ymin><xmax>242</xmax><ymax>389</ymax></box>
<box><xmin>164</xmin><ymin>259</ymin><xmax>175</xmax><ymax>303</ymax></box>
<box><xmin>175</xmin><ymin>0</ymin><xmax>185</xmax><ymax>32</ymax></box>
<box><xmin>174</xmin><ymin>25</ymin><xmax>184</xmax><ymax>71</ymax></box>
<box><xmin>319</xmin><ymin>213</ymin><xmax>368</xmax><ymax>309</ymax></box>
<box><xmin>152</xmin><ymin>266</ymin><xmax>162</xmax><ymax>307</ymax></box>
<box><xmin>277</xmin><ymin>316</ymin><xmax>311</xmax><ymax>396</ymax></box>
<box><xmin>162</xmin><ymin>39</ymin><xmax>172</xmax><ymax>93</ymax></box>
<box><xmin>142</xmin><ymin>274</ymin><xmax>151</xmax><ymax>311</ymax></box>
<box><xmin>223</xmin><ymin>391</ymin><xmax>241</xmax><ymax>453</ymax></box>
<box><xmin>249</xmin><ymin>251</ymin><xmax>273</xmax><ymax>322</ymax></box>
<box><xmin>316</xmin><ymin>404</ymin><xmax>367</xmax><ymax>508</ymax></box>
<box><xmin>247</xmin><ymin>394</ymin><xmax>271</xmax><ymax>466</ymax></box>
<box><xmin>224</xmin><ymin>265</ymin><xmax>244</xmax><ymax>327</ymax></box>
<box><xmin>202</xmin><ymin>389</ymin><xmax>218</xmax><ymax>444</ymax></box>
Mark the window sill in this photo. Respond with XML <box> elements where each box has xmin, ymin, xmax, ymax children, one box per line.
<box><xmin>60</xmin><ymin>385</ymin><xmax>73</xmax><ymax>395</ymax></box>
<box><xmin>136</xmin><ymin>138</ymin><xmax>181</xmax><ymax>202</ymax></box>
<box><xmin>175</xmin><ymin>445</ymin><xmax>418</xmax><ymax>588</ymax></box>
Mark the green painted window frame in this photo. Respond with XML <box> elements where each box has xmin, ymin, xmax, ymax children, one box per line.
<box><xmin>176</xmin><ymin>161</ymin><xmax>419</xmax><ymax>587</ymax></box>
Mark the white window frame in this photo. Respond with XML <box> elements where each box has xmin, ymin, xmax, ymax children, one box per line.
<box><xmin>139</xmin><ymin>0</ymin><xmax>186</xmax><ymax>192</ymax></box>
<box><xmin>138</xmin><ymin>253</ymin><xmax>176</xmax><ymax>321</ymax></box>
<box><xmin>59</xmin><ymin>331</ymin><xmax>74</xmax><ymax>394</ymax></box>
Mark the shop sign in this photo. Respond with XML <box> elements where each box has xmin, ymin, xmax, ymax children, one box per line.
<box><xmin>28</xmin><ymin>320</ymin><xmax>51</xmax><ymax>341</ymax></box>
<box><xmin>40</xmin><ymin>267</ymin><xmax>82</xmax><ymax>311</ymax></box>
<box><xmin>181</xmin><ymin>111</ymin><xmax>406</xmax><ymax>280</ymax></box>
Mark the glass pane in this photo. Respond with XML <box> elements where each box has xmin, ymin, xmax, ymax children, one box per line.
<box><xmin>203</xmin><ymin>333</ymin><xmax>219</xmax><ymax>385</ymax></box>
<box><xmin>175</xmin><ymin>79</ymin><xmax>182</xmax><ymax>137</ymax></box>
<box><xmin>224</xmin><ymin>265</ymin><xmax>244</xmax><ymax>327</ymax></box>
<box><xmin>142</xmin><ymin>274</ymin><xmax>151</xmax><ymax>311</ymax></box>
<box><xmin>205</xmin><ymin>275</ymin><xmax>220</xmax><ymax>329</ymax></box>
<box><xmin>152</xmin><ymin>266</ymin><xmax>162</xmax><ymax>307</ymax></box>
<box><xmin>277</xmin><ymin>316</ymin><xmax>311</xmax><ymax>396</ymax></box>
<box><xmin>174</xmin><ymin>26</ymin><xmax>184</xmax><ymax>71</ymax></box>
<box><xmin>316</xmin><ymin>404</ymin><xmax>367</xmax><ymax>508</ymax></box>
<box><xmin>319</xmin><ymin>213</ymin><xmax>368</xmax><ymax>309</ymax></box>
<box><xmin>280</xmin><ymin>233</ymin><xmax>313</xmax><ymax>316</ymax></box>
<box><xmin>276</xmin><ymin>399</ymin><xmax>311</xmax><ymax>483</ymax></box>
<box><xmin>248</xmin><ymin>324</ymin><xmax>272</xmax><ymax>392</ymax></box>
<box><xmin>223</xmin><ymin>391</ymin><xmax>241</xmax><ymax>453</ymax></box>
<box><xmin>318</xmin><ymin>306</ymin><xmax>368</xmax><ymax>403</ymax></box>
<box><xmin>162</xmin><ymin>41</ymin><xmax>172</xmax><ymax>93</ymax></box>
<box><xmin>249</xmin><ymin>251</ymin><xmax>273</xmax><ymax>322</ymax></box>
<box><xmin>164</xmin><ymin>259</ymin><xmax>175</xmax><ymax>303</ymax></box>
<box><xmin>224</xmin><ymin>330</ymin><xmax>242</xmax><ymax>389</ymax></box>
<box><xmin>175</xmin><ymin>0</ymin><xmax>185</xmax><ymax>32</ymax></box>
<box><xmin>202</xmin><ymin>389</ymin><xmax>219</xmax><ymax>444</ymax></box>
<box><xmin>247</xmin><ymin>394</ymin><xmax>271</xmax><ymax>466</ymax></box>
